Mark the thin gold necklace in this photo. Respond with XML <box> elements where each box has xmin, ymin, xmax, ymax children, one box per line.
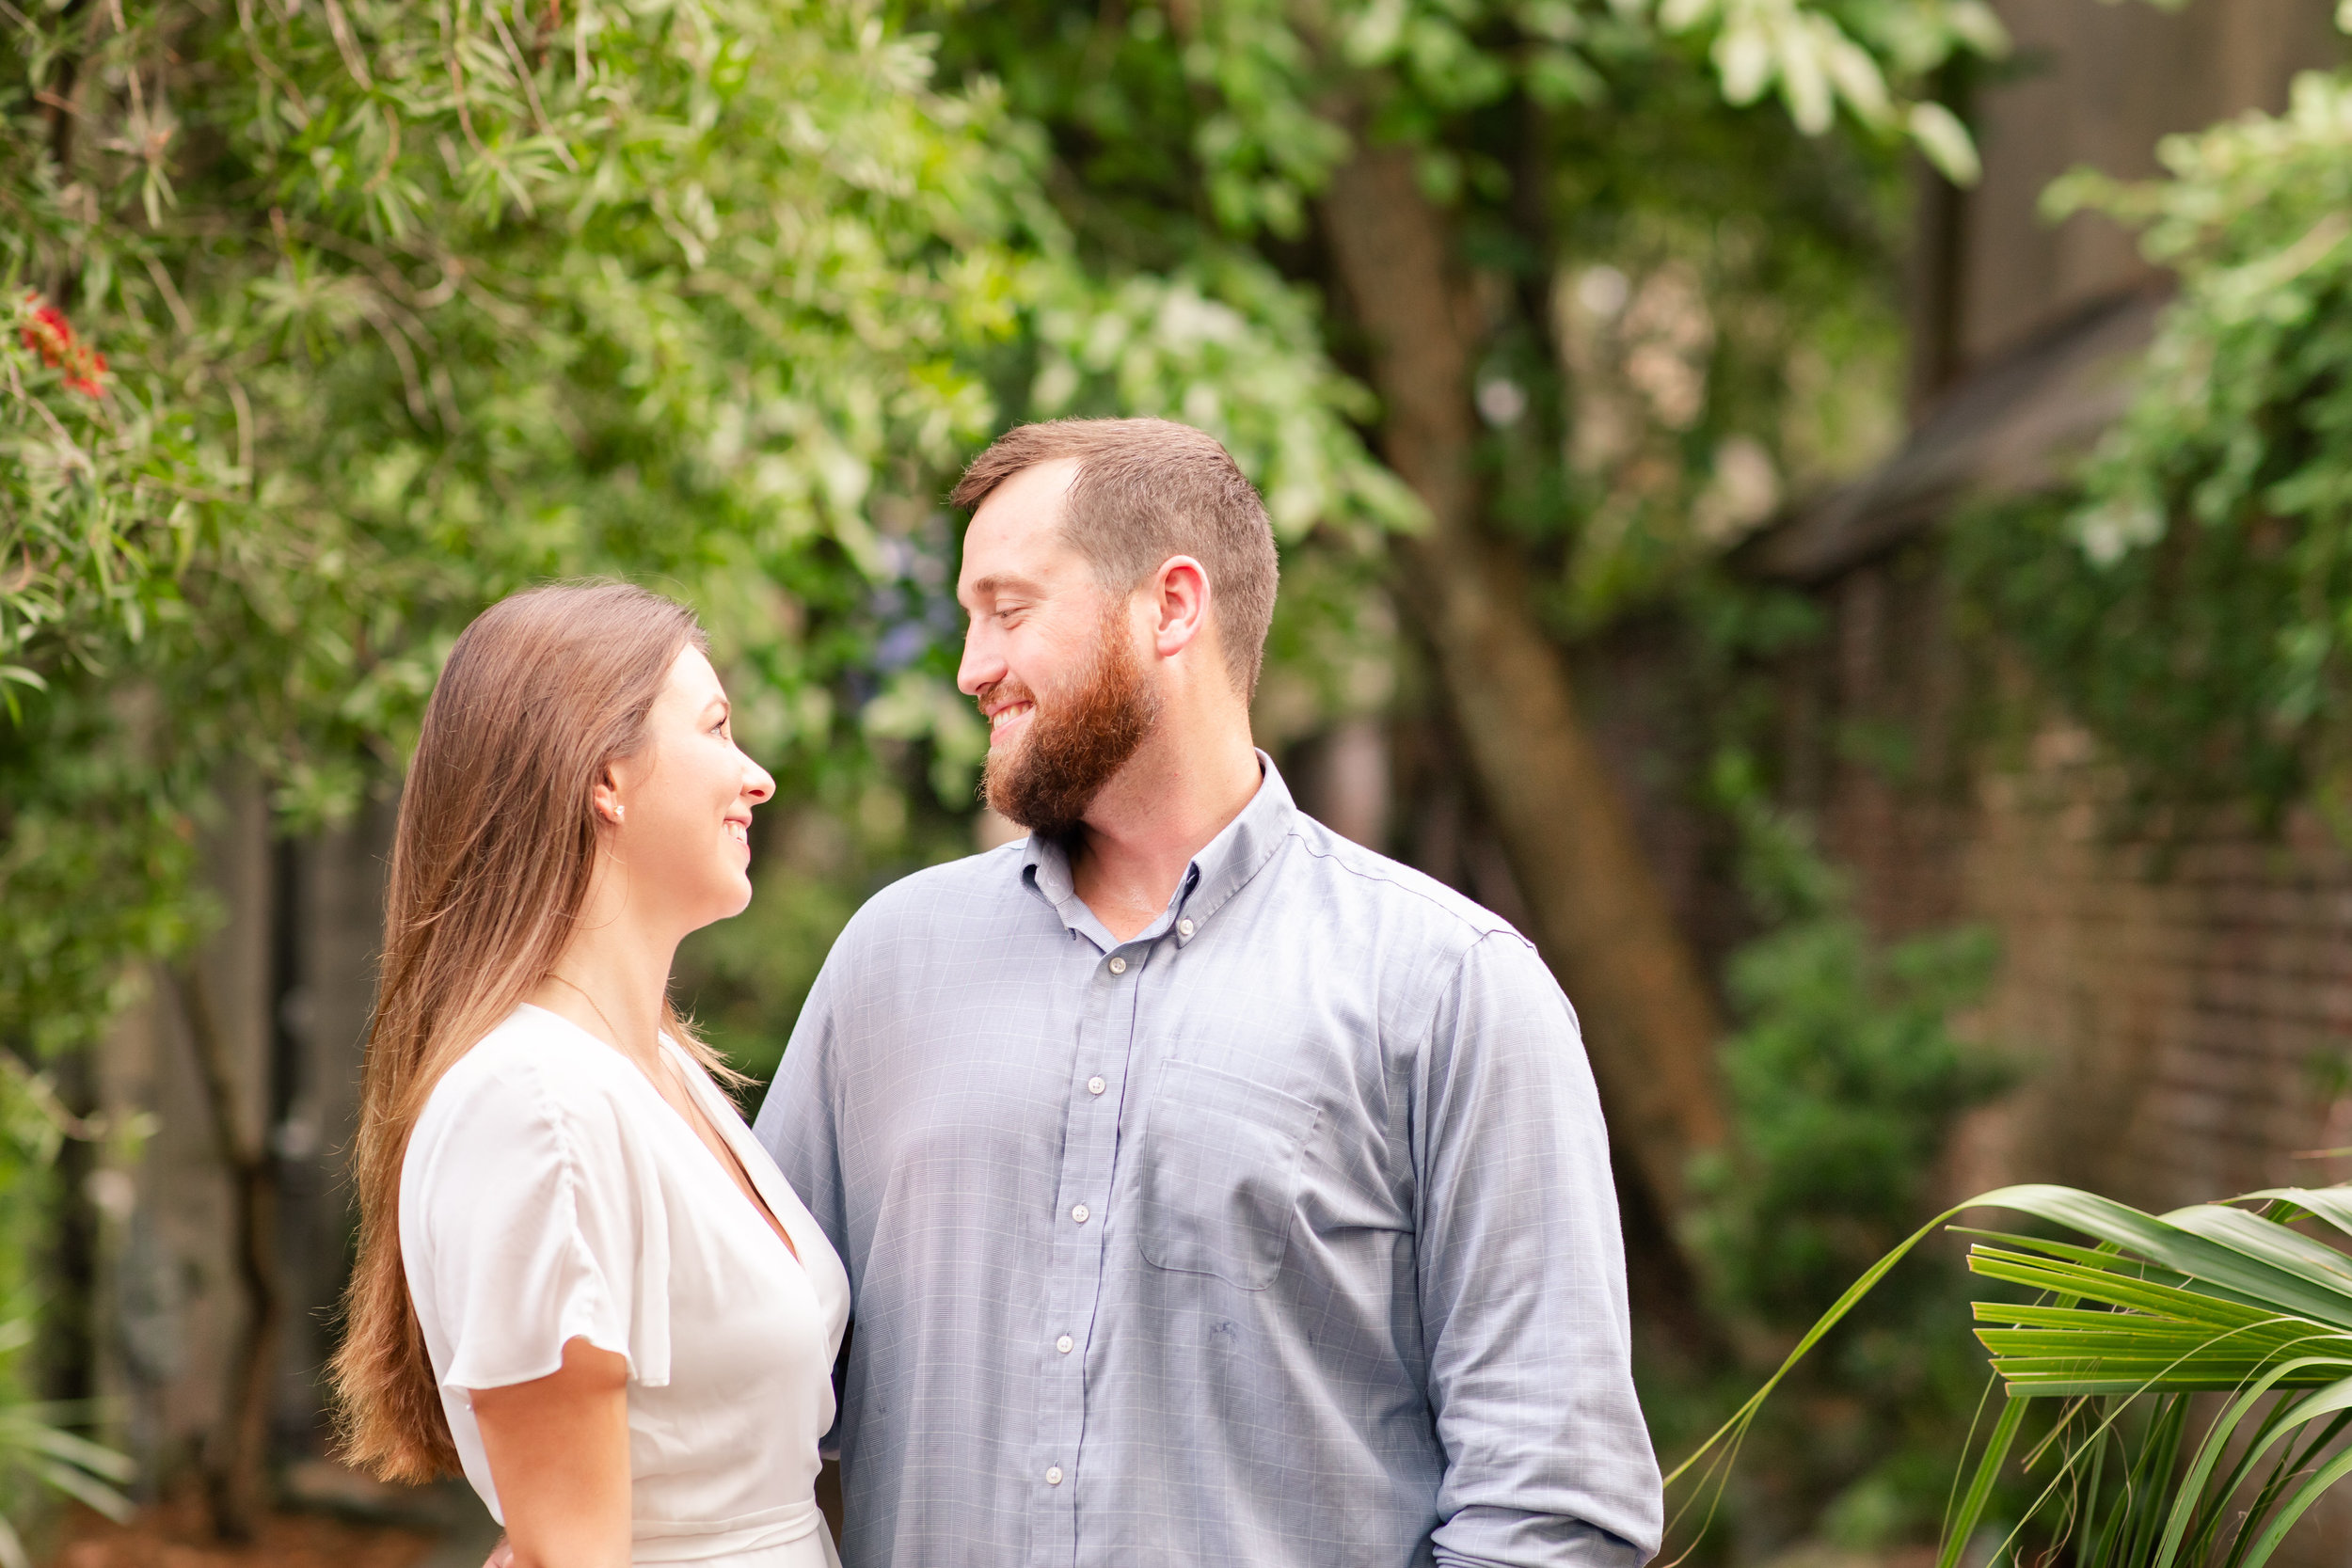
<box><xmin>547</xmin><ymin>974</ymin><xmax>655</xmax><ymax>1066</ymax></box>
<box><xmin>548</xmin><ymin>974</ymin><xmax>802</xmax><ymax>1261</ymax></box>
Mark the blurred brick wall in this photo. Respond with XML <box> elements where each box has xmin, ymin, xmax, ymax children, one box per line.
<box><xmin>1771</xmin><ymin>540</ymin><xmax>2352</xmax><ymax>1566</ymax></box>
<box><xmin>1787</xmin><ymin>544</ymin><xmax>2352</xmax><ymax>1216</ymax></box>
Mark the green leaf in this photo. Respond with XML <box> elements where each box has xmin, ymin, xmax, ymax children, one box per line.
<box><xmin>2154</xmin><ymin>1370</ymin><xmax>2352</xmax><ymax>1568</ymax></box>
<box><xmin>1911</xmin><ymin>102</ymin><xmax>1982</xmax><ymax>186</ymax></box>
<box><xmin>29</xmin><ymin>1455</ymin><xmax>133</xmax><ymax>1523</ymax></box>
<box><xmin>2235</xmin><ymin>1443</ymin><xmax>2352</xmax><ymax>1568</ymax></box>
<box><xmin>1937</xmin><ymin>1395</ymin><xmax>2026</xmax><ymax>1568</ymax></box>
<box><xmin>1968</xmin><ymin>1186</ymin><xmax>2352</xmax><ymax>1331</ymax></box>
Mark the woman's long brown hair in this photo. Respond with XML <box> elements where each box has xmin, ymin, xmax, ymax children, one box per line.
<box><xmin>330</xmin><ymin>580</ymin><xmax>739</xmax><ymax>1481</ymax></box>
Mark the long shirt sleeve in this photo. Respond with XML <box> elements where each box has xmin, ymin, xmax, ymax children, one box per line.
<box><xmin>1417</xmin><ymin>935</ymin><xmax>1661</xmax><ymax>1566</ymax></box>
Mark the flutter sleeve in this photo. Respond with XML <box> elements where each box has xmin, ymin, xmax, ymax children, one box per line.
<box><xmin>405</xmin><ymin>1051</ymin><xmax>673</xmax><ymax>1392</ymax></box>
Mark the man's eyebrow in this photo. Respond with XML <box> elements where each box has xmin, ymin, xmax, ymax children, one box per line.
<box><xmin>963</xmin><ymin>572</ymin><xmax>1044</xmax><ymax>601</ymax></box>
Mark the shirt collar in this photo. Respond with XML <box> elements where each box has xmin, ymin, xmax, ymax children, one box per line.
<box><xmin>1020</xmin><ymin>750</ymin><xmax>1295</xmax><ymax>952</ymax></box>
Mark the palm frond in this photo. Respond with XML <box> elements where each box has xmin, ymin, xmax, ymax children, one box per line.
<box><xmin>0</xmin><ymin>1333</ymin><xmax>135</xmax><ymax>1528</ymax></box>
<box><xmin>1671</xmin><ymin>1182</ymin><xmax>2352</xmax><ymax>1568</ymax></box>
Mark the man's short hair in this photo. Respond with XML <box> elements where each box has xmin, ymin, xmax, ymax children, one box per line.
<box><xmin>950</xmin><ymin>419</ymin><xmax>1280</xmax><ymax>698</ymax></box>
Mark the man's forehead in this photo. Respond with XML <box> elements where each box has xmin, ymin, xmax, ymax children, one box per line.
<box><xmin>959</xmin><ymin>459</ymin><xmax>1083</xmax><ymax>592</ymax></box>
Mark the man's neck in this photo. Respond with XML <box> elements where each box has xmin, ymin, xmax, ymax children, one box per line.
<box><xmin>1071</xmin><ymin>725</ymin><xmax>1262</xmax><ymax>943</ymax></box>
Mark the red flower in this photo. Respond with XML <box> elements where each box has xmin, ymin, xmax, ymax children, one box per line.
<box><xmin>18</xmin><ymin>294</ymin><xmax>108</xmax><ymax>398</ymax></box>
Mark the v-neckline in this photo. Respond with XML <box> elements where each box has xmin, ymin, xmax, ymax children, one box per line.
<box><xmin>518</xmin><ymin>1004</ymin><xmax>805</xmax><ymax>1271</ymax></box>
<box><xmin>654</xmin><ymin>1039</ymin><xmax>804</xmax><ymax>1265</ymax></box>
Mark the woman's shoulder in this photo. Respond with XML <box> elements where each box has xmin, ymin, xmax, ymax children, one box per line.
<box><xmin>400</xmin><ymin>1006</ymin><xmax>676</xmax><ymax>1392</ymax></box>
<box><xmin>410</xmin><ymin>1006</ymin><xmax>643</xmax><ymax>1174</ymax></box>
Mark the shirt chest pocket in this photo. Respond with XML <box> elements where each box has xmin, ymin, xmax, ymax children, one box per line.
<box><xmin>1132</xmin><ymin>1059</ymin><xmax>1323</xmax><ymax>1291</ymax></box>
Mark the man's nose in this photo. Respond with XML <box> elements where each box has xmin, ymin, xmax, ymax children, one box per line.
<box><xmin>957</xmin><ymin>624</ymin><xmax>1002</xmax><ymax>698</ymax></box>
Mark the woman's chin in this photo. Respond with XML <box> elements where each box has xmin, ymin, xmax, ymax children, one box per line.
<box><xmin>678</xmin><ymin>876</ymin><xmax>755</xmax><ymax>932</ymax></box>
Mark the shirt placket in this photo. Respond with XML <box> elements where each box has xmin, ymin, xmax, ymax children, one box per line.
<box><xmin>1029</xmin><ymin>935</ymin><xmax>1150</xmax><ymax>1566</ymax></box>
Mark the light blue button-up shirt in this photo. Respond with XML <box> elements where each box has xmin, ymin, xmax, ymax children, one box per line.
<box><xmin>754</xmin><ymin>758</ymin><xmax>1661</xmax><ymax>1568</ymax></box>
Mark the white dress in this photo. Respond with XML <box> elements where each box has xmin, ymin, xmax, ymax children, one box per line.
<box><xmin>401</xmin><ymin>1004</ymin><xmax>850</xmax><ymax>1567</ymax></box>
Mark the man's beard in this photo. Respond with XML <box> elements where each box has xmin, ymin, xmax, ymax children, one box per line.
<box><xmin>982</xmin><ymin>613</ymin><xmax>1159</xmax><ymax>839</ymax></box>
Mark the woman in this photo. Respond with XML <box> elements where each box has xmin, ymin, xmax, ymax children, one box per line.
<box><xmin>330</xmin><ymin>582</ymin><xmax>850</xmax><ymax>1568</ymax></box>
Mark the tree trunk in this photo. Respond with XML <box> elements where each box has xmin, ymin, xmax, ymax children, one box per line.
<box><xmin>174</xmin><ymin>967</ymin><xmax>280</xmax><ymax>1544</ymax></box>
<box><xmin>1318</xmin><ymin>147</ymin><xmax>1728</xmax><ymax>1225</ymax></box>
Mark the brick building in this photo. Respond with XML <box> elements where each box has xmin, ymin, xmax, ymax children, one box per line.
<box><xmin>1740</xmin><ymin>0</ymin><xmax>2349</xmax><ymax>1215</ymax></box>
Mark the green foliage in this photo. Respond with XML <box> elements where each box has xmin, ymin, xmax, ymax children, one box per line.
<box><xmin>3</xmin><ymin>0</ymin><xmax>1010</xmax><ymax>1068</ymax></box>
<box><xmin>0</xmin><ymin>1374</ymin><xmax>134</xmax><ymax>1568</ymax></box>
<box><xmin>1517</xmin><ymin>66</ymin><xmax>1916</xmax><ymax>627</ymax></box>
<box><xmin>942</xmin><ymin>0</ymin><xmax>1999</xmax><ymax>245</ymax></box>
<box><xmin>0</xmin><ymin>0</ymin><xmax>1405</xmax><ymax>1068</ymax></box>
<box><xmin>933</xmin><ymin>0</ymin><xmax>1950</xmax><ymax>650</ymax></box>
<box><xmin>1697</xmin><ymin>774</ymin><xmax>2001</xmax><ymax>1326</ymax></box>
<box><xmin>1958</xmin><ymin>51</ymin><xmax>2352</xmax><ymax>826</ymax></box>
<box><xmin>0</xmin><ymin>1061</ymin><xmax>138</xmax><ymax>1560</ymax></box>
<box><xmin>1680</xmin><ymin>1183</ymin><xmax>2352</xmax><ymax>1568</ymax></box>
<box><xmin>1677</xmin><ymin>752</ymin><xmax>2002</xmax><ymax>1548</ymax></box>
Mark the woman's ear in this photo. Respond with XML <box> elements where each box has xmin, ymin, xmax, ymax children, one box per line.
<box><xmin>591</xmin><ymin>766</ymin><xmax>626</xmax><ymax>827</ymax></box>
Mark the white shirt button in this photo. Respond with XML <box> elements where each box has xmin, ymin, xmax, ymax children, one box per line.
<box><xmin>1045</xmin><ymin>1465</ymin><xmax>1064</xmax><ymax>1486</ymax></box>
<box><xmin>1071</xmin><ymin>1203</ymin><xmax>1090</xmax><ymax>1224</ymax></box>
<box><xmin>1087</xmin><ymin>1075</ymin><xmax>1106</xmax><ymax>1096</ymax></box>
<box><xmin>1107</xmin><ymin>956</ymin><xmax>1127</xmax><ymax>974</ymax></box>
<box><xmin>1057</xmin><ymin>1334</ymin><xmax>1073</xmax><ymax>1354</ymax></box>
<box><xmin>1178</xmin><ymin>918</ymin><xmax>1195</xmax><ymax>938</ymax></box>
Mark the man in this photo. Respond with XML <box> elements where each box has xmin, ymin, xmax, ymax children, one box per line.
<box><xmin>755</xmin><ymin>418</ymin><xmax>1661</xmax><ymax>1567</ymax></box>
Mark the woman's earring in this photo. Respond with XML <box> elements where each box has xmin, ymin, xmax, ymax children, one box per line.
<box><xmin>610</xmin><ymin>804</ymin><xmax>625</xmax><ymax>824</ymax></box>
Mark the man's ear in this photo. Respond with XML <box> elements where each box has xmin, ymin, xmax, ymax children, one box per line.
<box><xmin>1152</xmin><ymin>555</ymin><xmax>1211</xmax><ymax>658</ymax></box>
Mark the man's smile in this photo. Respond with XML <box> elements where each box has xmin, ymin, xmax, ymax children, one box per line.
<box><xmin>986</xmin><ymin>699</ymin><xmax>1035</xmax><ymax>745</ymax></box>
